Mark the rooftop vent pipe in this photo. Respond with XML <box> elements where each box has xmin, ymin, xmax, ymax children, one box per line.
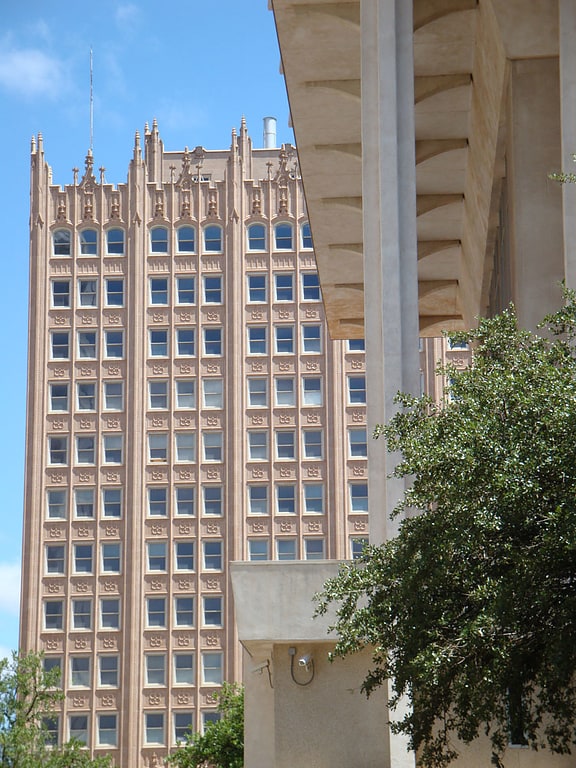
<box><xmin>263</xmin><ymin>116</ymin><xmax>277</xmax><ymax>149</ymax></box>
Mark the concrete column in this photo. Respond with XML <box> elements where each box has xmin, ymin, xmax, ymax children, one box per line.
<box><xmin>559</xmin><ymin>0</ymin><xmax>576</xmax><ymax>289</ymax></box>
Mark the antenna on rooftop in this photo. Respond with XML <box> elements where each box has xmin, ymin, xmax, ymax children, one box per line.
<box><xmin>89</xmin><ymin>47</ymin><xmax>94</xmax><ymax>153</ymax></box>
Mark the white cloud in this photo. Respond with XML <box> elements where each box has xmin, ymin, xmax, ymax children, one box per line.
<box><xmin>0</xmin><ymin>563</ymin><xmax>20</xmax><ymax>617</ymax></box>
<box><xmin>115</xmin><ymin>4</ymin><xmax>140</xmax><ymax>24</ymax></box>
<box><xmin>0</xmin><ymin>44</ymin><xmax>65</xmax><ymax>99</ymax></box>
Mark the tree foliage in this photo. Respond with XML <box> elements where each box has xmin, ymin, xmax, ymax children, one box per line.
<box><xmin>316</xmin><ymin>297</ymin><xmax>576</xmax><ymax>767</ymax></box>
<box><xmin>169</xmin><ymin>683</ymin><xmax>243</xmax><ymax>768</ymax></box>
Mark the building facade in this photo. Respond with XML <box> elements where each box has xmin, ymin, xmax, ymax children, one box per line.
<box><xmin>21</xmin><ymin>120</ymin><xmax>370</xmax><ymax>766</ymax></box>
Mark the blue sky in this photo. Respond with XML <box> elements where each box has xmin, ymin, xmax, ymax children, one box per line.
<box><xmin>0</xmin><ymin>0</ymin><xmax>293</xmax><ymax>657</ymax></box>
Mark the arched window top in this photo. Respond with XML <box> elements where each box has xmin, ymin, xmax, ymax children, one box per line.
<box><xmin>79</xmin><ymin>229</ymin><xmax>98</xmax><ymax>256</ymax></box>
<box><xmin>150</xmin><ymin>227</ymin><xmax>169</xmax><ymax>254</ymax></box>
<box><xmin>274</xmin><ymin>223</ymin><xmax>293</xmax><ymax>251</ymax></box>
<box><xmin>301</xmin><ymin>222</ymin><xmax>313</xmax><ymax>250</ymax></box>
<box><xmin>177</xmin><ymin>226</ymin><xmax>196</xmax><ymax>253</ymax></box>
<box><xmin>204</xmin><ymin>225</ymin><xmax>222</xmax><ymax>253</ymax></box>
<box><xmin>53</xmin><ymin>229</ymin><xmax>71</xmax><ymax>256</ymax></box>
<box><xmin>247</xmin><ymin>223</ymin><xmax>266</xmax><ymax>251</ymax></box>
<box><xmin>106</xmin><ymin>228</ymin><xmax>125</xmax><ymax>255</ymax></box>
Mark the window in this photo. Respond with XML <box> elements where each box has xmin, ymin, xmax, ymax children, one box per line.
<box><xmin>248</xmin><ymin>326</ymin><xmax>267</xmax><ymax>354</ymax></box>
<box><xmin>203</xmin><ymin>275</ymin><xmax>222</xmax><ymax>303</ymax></box>
<box><xmin>247</xmin><ymin>378</ymin><xmax>267</xmax><ymax>407</ymax></box>
<box><xmin>69</xmin><ymin>715</ymin><xmax>88</xmax><ymax>745</ymax></box>
<box><xmin>148</xmin><ymin>434</ymin><xmax>168</xmax><ymax>462</ymax></box>
<box><xmin>301</xmin><ymin>222</ymin><xmax>313</xmax><ymax>249</ymax></box>
<box><xmin>304</xmin><ymin>538</ymin><xmax>325</xmax><ymax>560</ymax></box>
<box><xmin>274</xmin><ymin>274</ymin><xmax>293</xmax><ymax>302</ymax></box>
<box><xmin>247</xmin><ymin>223</ymin><xmax>266</xmax><ymax>250</ymax></box>
<box><xmin>274</xmin><ymin>223</ymin><xmax>293</xmax><ymax>250</ymax></box>
<box><xmin>203</xmin><ymin>597</ymin><xmax>222</xmax><ymax>627</ymax></box>
<box><xmin>349</xmin><ymin>428</ymin><xmax>368</xmax><ymax>458</ymax></box>
<box><xmin>102</xmin><ymin>543</ymin><xmax>121</xmax><ymax>573</ymax></box>
<box><xmin>149</xmin><ymin>381</ymin><xmax>168</xmax><ymax>409</ymax></box>
<box><xmin>78</xmin><ymin>331</ymin><xmax>96</xmax><ymax>358</ymax></box>
<box><xmin>49</xmin><ymin>383</ymin><xmax>69</xmax><ymax>411</ymax></box>
<box><xmin>277</xmin><ymin>485</ymin><xmax>296</xmax><ymax>514</ymax></box>
<box><xmin>103</xmin><ymin>435</ymin><xmax>122</xmax><ymax>463</ymax></box>
<box><xmin>202</xmin><ymin>712</ymin><xmax>221</xmax><ymax>731</ymax></box>
<box><xmin>79</xmin><ymin>229</ymin><xmax>97</xmax><ymax>255</ymax></box>
<box><xmin>53</xmin><ymin>229</ymin><xmax>71</xmax><ymax>256</ymax></box>
<box><xmin>347</xmin><ymin>338</ymin><xmax>365</xmax><ymax>351</ymax></box>
<box><xmin>175</xmin><ymin>541</ymin><xmax>194</xmax><ymax>570</ymax></box>
<box><xmin>275</xmin><ymin>378</ymin><xmax>295</xmax><ymax>406</ymax></box>
<box><xmin>175</xmin><ymin>432</ymin><xmax>195</xmax><ymax>462</ymax></box>
<box><xmin>203</xmin><ymin>541</ymin><xmax>222</xmax><ymax>570</ymax></box>
<box><xmin>75</xmin><ymin>489</ymin><xmax>94</xmax><ymax>518</ymax></box>
<box><xmin>202</xmin><ymin>652</ymin><xmax>223</xmax><ymax>685</ymax></box>
<box><xmin>48</xmin><ymin>436</ymin><xmax>67</xmax><ymax>465</ymax></box>
<box><xmin>145</xmin><ymin>713</ymin><xmax>165</xmax><ymax>745</ymax></box>
<box><xmin>149</xmin><ymin>488</ymin><xmax>167</xmax><ymax>517</ymax></box>
<box><xmin>46</xmin><ymin>545</ymin><xmax>65</xmax><ymax>575</ymax></box>
<box><xmin>147</xmin><ymin>598</ymin><xmax>166</xmax><ymax>627</ymax></box>
<box><xmin>103</xmin><ymin>488</ymin><xmax>122</xmax><ymax>518</ymax></box>
<box><xmin>176</xmin><ymin>328</ymin><xmax>195</xmax><ymax>356</ymax></box>
<box><xmin>350</xmin><ymin>483</ymin><xmax>368</xmax><ymax>512</ymax></box>
<box><xmin>150</xmin><ymin>278</ymin><xmax>168</xmax><ymax>305</ymax></box>
<box><xmin>104</xmin><ymin>381</ymin><xmax>123</xmax><ymax>410</ymax></box>
<box><xmin>275</xmin><ymin>326</ymin><xmax>294</xmax><ymax>354</ymax></box>
<box><xmin>174</xmin><ymin>712</ymin><xmax>193</xmax><ymax>744</ymax></box>
<box><xmin>348</xmin><ymin>376</ymin><xmax>366</xmax><ymax>404</ymax></box>
<box><xmin>247</xmin><ymin>274</ymin><xmax>266</xmax><ymax>302</ymax></box>
<box><xmin>248</xmin><ymin>431</ymin><xmax>267</xmax><ymax>460</ymax></box>
<box><xmin>45</xmin><ymin>600</ymin><xmax>64</xmax><ymax>630</ymax></box>
<box><xmin>77</xmin><ymin>382</ymin><xmax>96</xmax><ymax>410</ymax></box>
<box><xmin>47</xmin><ymin>489</ymin><xmax>67</xmax><ymax>519</ymax></box>
<box><xmin>175</xmin><ymin>597</ymin><xmax>194</xmax><ymax>627</ymax></box>
<box><xmin>304</xmin><ymin>484</ymin><xmax>324</xmax><ymax>514</ymax></box>
<box><xmin>203</xmin><ymin>379</ymin><xmax>223</xmax><ymax>408</ymax></box>
<box><xmin>105</xmin><ymin>330</ymin><xmax>124</xmax><ymax>359</ymax></box>
<box><xmin>72</xmin><ymin>599</ymin><xmax>92</xmax><ymax>630</ymax></box>
<box><xmin>204</xmin><ymin>327</ymin><xmax>222</xmax><ymax>355</ymax></box>
<box><xmin>303</xmin><ymin>430</ymin><xmax>322</xmax><ymax>459</ymax></box>
<box><xmin>74</xmin><ymin>544</ymin><xmax>93</xmax><ymax>574</ymax></box>
<box><xmin>176</xmin><ymin>380</ymin><xmax>195</xmax><ymax>409</ymax></box>
<box><xmin>146</xmin><ymin>655</ymin><xmax>166</xmax><ymax>686</ymax></box>
<box><xmin>79</xmin><ymin>279</ymin><xmax>97</xmax><ymax>306</ymax></box>
<box><xmin>203</xmin><ymin>486</ymin><xmax>222</xmax><ymax>516</ymax></box>
<box><xmin>99</xmin><ymin>656</ymin><xmax>119</xmax><ymax>687</ymax></box>
<box><xmin>203</xmin><ymin>432</ymin><xmax>223</xmax><ymax>462</ymax></box>
<box><xmin>277</xmin><ymin>539</ymin><xmax>296</xmax><ymax>561</ymax></box>
<box><xmin>351</xmin><ymin>538</ymin><xmax>369</xmax><ymax>559</ymax></box>
<box><xmin>151</xmin><ymin>227</ymin><xmax>169</xmax><ymax>253</ymax></box>
<box><xmin>204</xmin><ymin>225</ymin><xmax>222</xmax><ymax>252</ymax></box>
<box><xmin>105</xmin><ymin>279</ymin><xmax>124</xmax><ymax>306</ymax></box>
<box><xmin>177</xmin><ymin>277</ymin><xmax>195</xmax><ymax>304</ymax></box>
<box><xmin>76</xmin><ymin>436</ymin><xmax>95</xmax><ymax>464</ymax></box>
<box><xmin>302</xmin><ymin>377</ymin><xmax>322</xmax><ymax>406</ymax></box>
<box><xmin>150</xmin><ymin>329</ymin><xmax>168</xmax><ymax>357</ymax></box>
<box><xmin>175</xmin><ymin>487</ymin><xmax>194</xmax><ymax>516</ymax></box>
<box><xmin>106</xmin><ymin>228</ymin><xmax>124</xmax><ymax>255</ymax></box>
<box><xmin>71</xmin><ymin>657</ymin><xmax>90</xmax><ymax>687</ymax></box>
<box><xmin>276</xmin><ymin>431</ymin><xmax>295</xmax><ymax>459</ymax></box>
<box><xmin>248</xmin><ymin>485</ymin><xmax>268</xmax><ymax>515</ymax></box>
<box><xmin>51</xmin><ymin>332</ymin><xmax>69</xmax><ymax>359</ymax></box>
<box><xmin>43</xmin><ymin>716</ymin><xmax>60</xmax><ymax>746</ymax></box>
<box><xmin>147</xmin><ymin>542</ymin><xmax>167</xmax><ymax>571</ymax></box>
<box><xmin>98</xmin><ymin>714</ymin><xmax>117</xmax><ymax>747</ymax></box>
<box><xmin>52</xmin><ymin>280</ymin><xmax>70</xmax><ymax>307</ymax></box>
<box><xmin>174</xmin><ymin>654</ymin><xmax>194</xmax><ymax>685</ymax></box>
<box><xmin>302</xmin><ymin>272</ymin><xmax>320</xmax><ymax>300</ymax></box>
<box><xmin>248</xmin><ymin>539</ymin><xmax>269</xmax><ymax>561</ymax></box>
<box><xmin>448</xmin><ymin>339</ymin><xmax>468</xmax><ymax>350</ymax></box>
<box><xmin>302</xmin><ymin>325</ymin><xmax>321</xmax><ymax>353</ymax></box>
<box><xmin>177</xmin><ymin>226</ymin><xmax>195</xmax><ymax>253</ymax></box>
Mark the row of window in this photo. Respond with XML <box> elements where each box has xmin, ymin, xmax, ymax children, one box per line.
<box><xmin>45</xmin><ymin>482</ymin><xmax>368</xmax><ymax>520</ymax></box>
<box><xmin>52</xmin><ymin>222</ymin><xmax>312</xmax><ymax>257</ymax></box>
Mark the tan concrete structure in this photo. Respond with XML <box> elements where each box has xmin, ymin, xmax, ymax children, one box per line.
<box><xmin>20</xmin><ymin>120</ymin><xmax>373</xmax><ymax>766</ymax></box>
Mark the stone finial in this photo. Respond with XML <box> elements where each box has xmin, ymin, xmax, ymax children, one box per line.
<box><xmin>31</xmin><ymin>135</ymin><xmax>36</xmax><ymax>153</ymax></box>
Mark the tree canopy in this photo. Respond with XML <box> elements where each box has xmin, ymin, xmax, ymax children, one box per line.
<box><xmin>316</xmin><ymin>297</ymin><xmax>576</xmax><ymax>767</ymax></box>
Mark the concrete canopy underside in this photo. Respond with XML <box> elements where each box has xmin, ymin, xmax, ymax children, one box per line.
<box><xmin>271</xmin><ymin>0</ymin><xmax>560</xmax><ymax>338</ymax></box>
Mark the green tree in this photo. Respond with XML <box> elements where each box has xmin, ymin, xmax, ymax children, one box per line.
<box><xmin>169</xmin><ymin>683</ymin><xmax>243</xmax><ymax>768</ymax></box>
<box><xmin>316</xmin><ymin>297</ymin><xmax>576</xmax><ymax>767</ymax></box>
<box><xmin>0</xmin><ymin>651</ymin><xmax>112</xmax><ymax>768</ymax></box>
